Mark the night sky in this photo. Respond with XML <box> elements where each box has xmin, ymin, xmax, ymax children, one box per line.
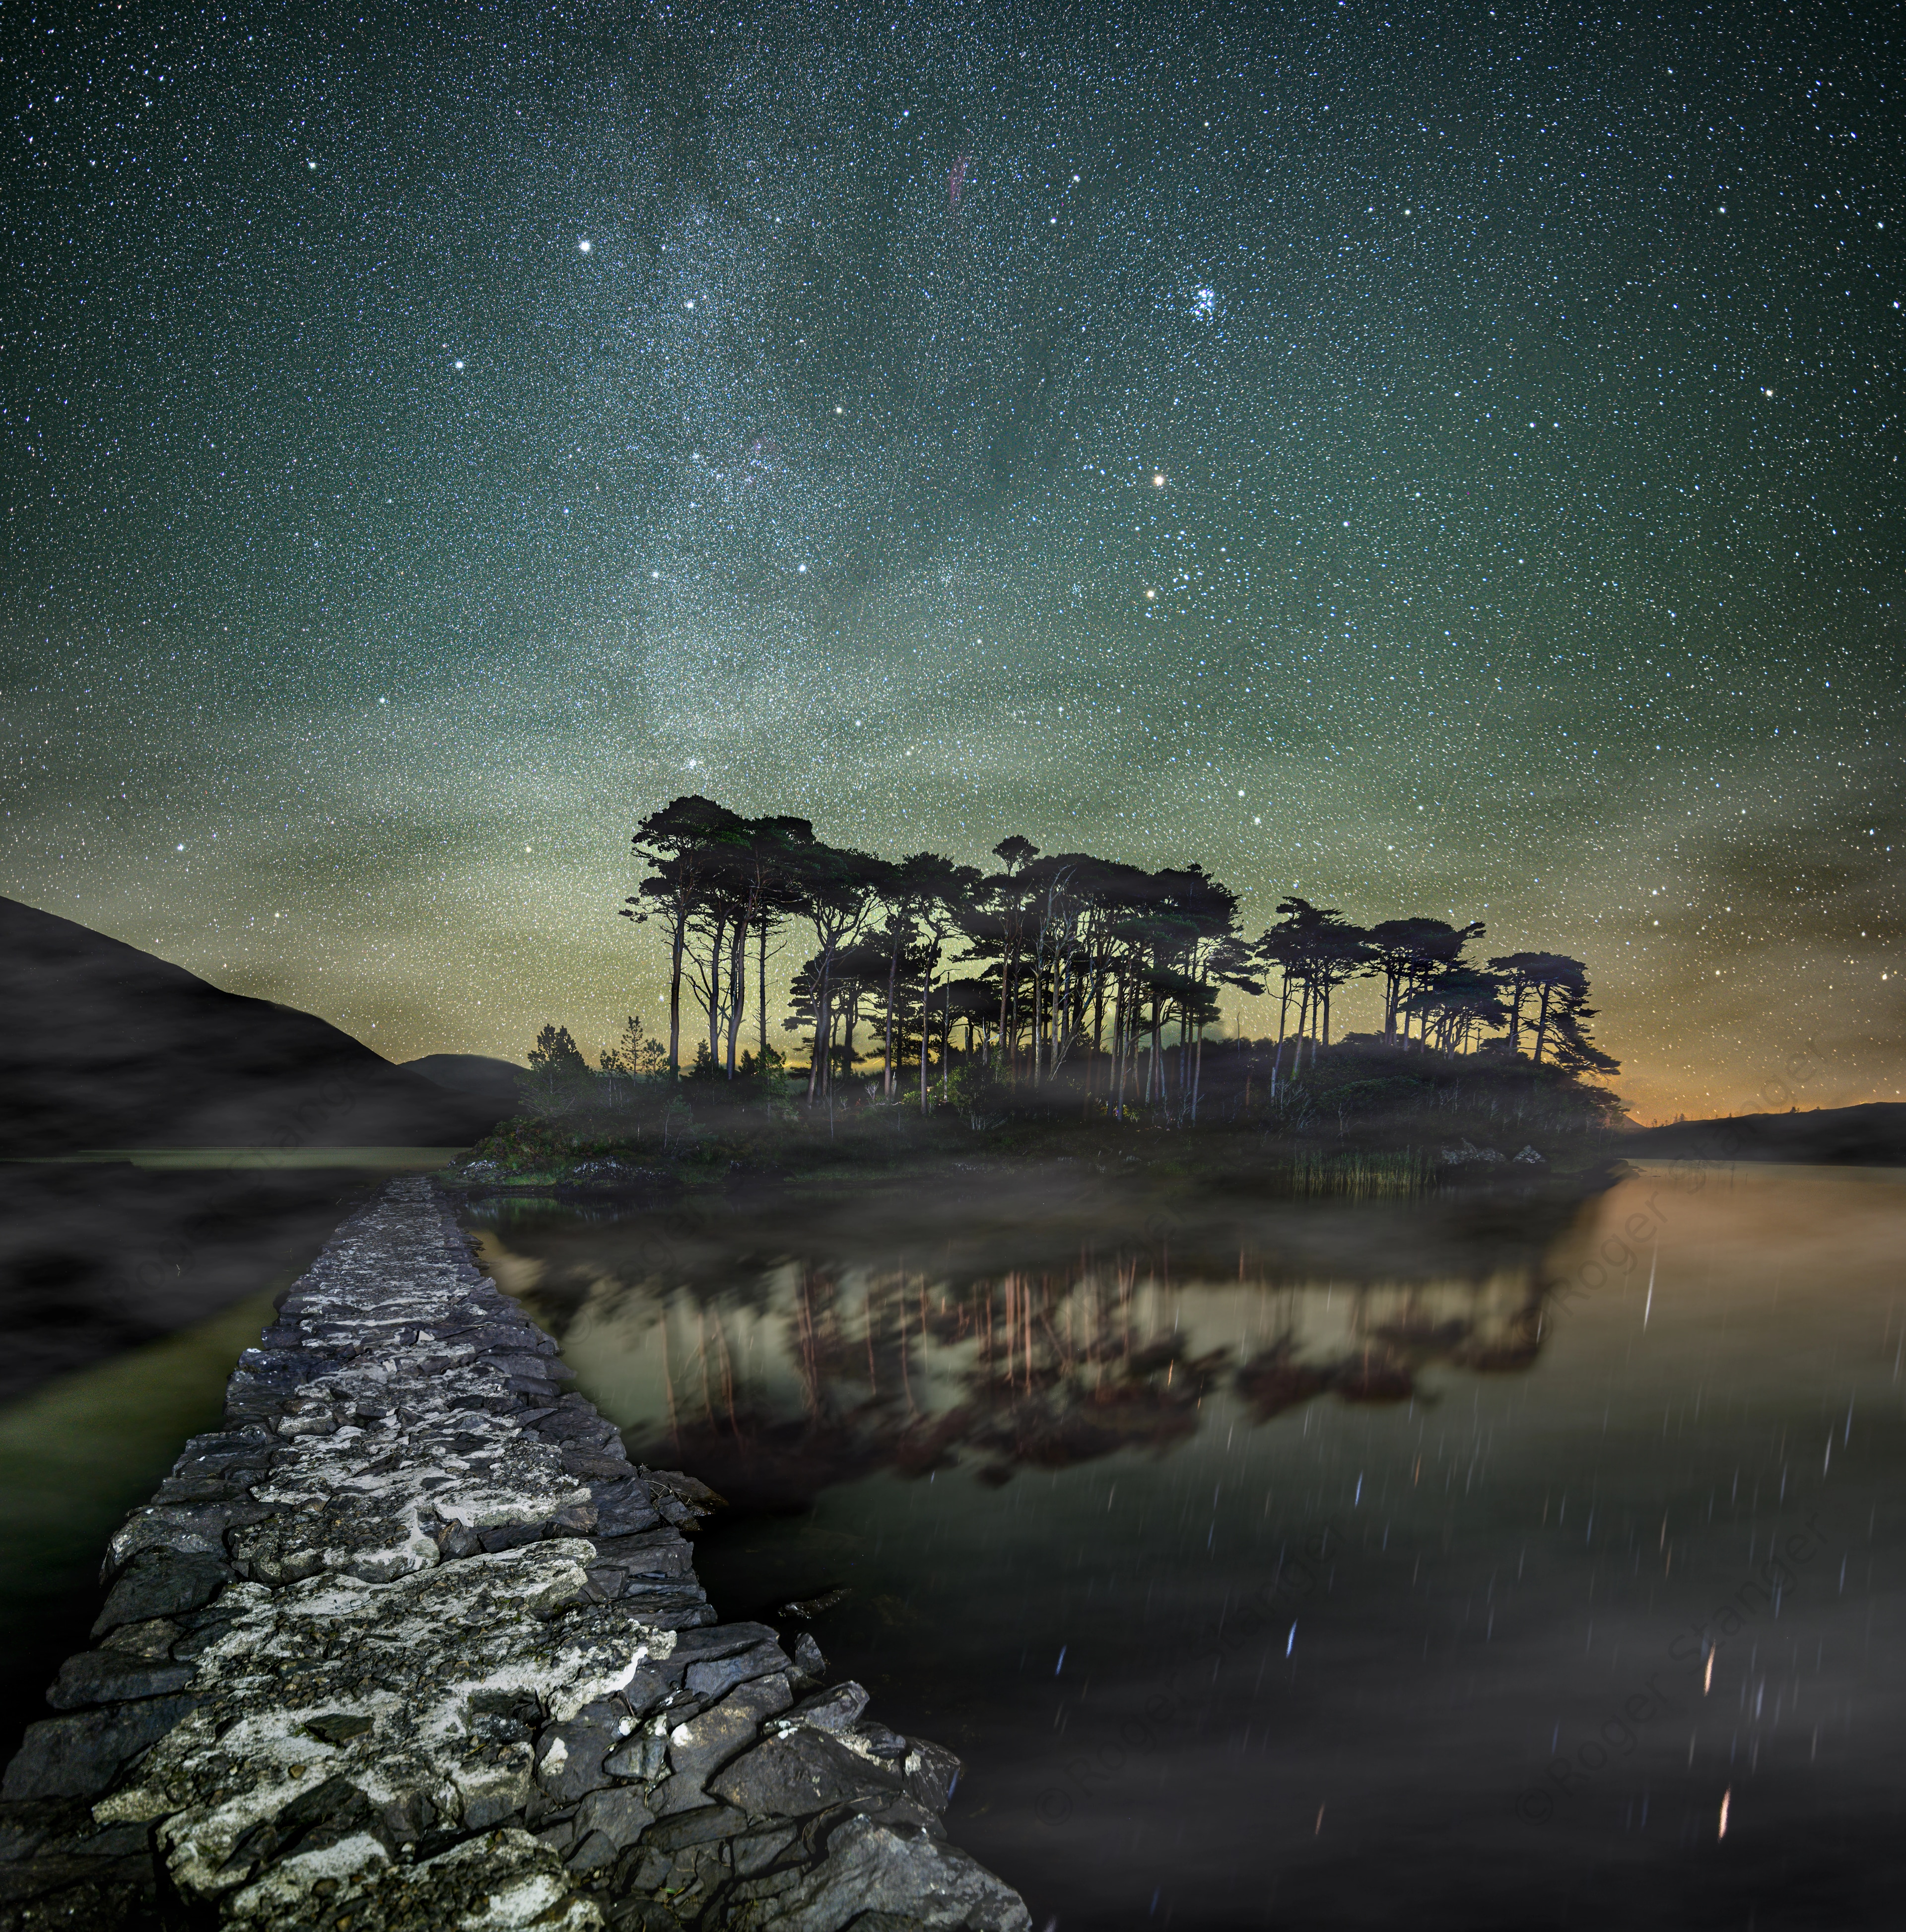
<box><xmin>3</xmin><ymin>1</ymin><xmax>1899</xmax><ymax>1119</ymax></box>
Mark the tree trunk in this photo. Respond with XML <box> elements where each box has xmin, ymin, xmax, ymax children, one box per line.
<box><xmin>725</xmin><ymin>911</ymin><xmax>749</xmax><ymax>1077</ymax></box>
<box><xmin>757</xmin><ymin>917</ymin><xmax>770</xmax><ymax>1060</ymax></box>
<box><xmin>1092</xmin><ymin>941</ymin><xmax>1107</xmax><ymax>1072</ymax></box>
<box><xmin>1504</xmin><ymin>974</ymin><xmax>1527</xmax><ymax>1057</ymax></box>
<box><xmin>919</xmin><ymin>966</ymin><xmax>933</xmax><ymax>1114</ymax></box>
<box><xmin>807</xmin><ymin>948</ymin><xmax>835</xmax><ymax>1105</ymax></box>
<box><xmin>701</xmin><ymin>910</ymin><xmax>727</xmax><ymax>1067</ymax></box>
<box><xmin>668</xmin><ymin>911</ymin><xmax>687</xmax><ymax>1077</ymax></box>
<box><xmin>1270</xmin><ymin>969</ymin><xmax>1291</xmax><ymax>1096</ymax></box>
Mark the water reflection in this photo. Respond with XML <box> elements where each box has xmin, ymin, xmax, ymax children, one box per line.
<box><xmin>467</xmin><ymin>1166</ymin><xmax>1906</xmax><ymax>1930</ymax></box>
<box><xmin>466</xmin><ymin>1174</ymin><xmax>1579</xmax><ymax>1507</ymax></box>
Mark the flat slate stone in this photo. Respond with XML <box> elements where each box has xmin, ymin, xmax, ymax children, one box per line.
<box><xmin>1</xmin><ymin>1696</ymin><xmax>199</xmax><ymax>1801</ymax></box>
<box><xmin>672</xmin><ymin>1621</ymin><xmax>782</xmax><ymax>1661</ymax></box>
<box><xmin>574</xmin><ymin>1783</ymin><xmax>656</xmax><ymax>1850</ymax></box>
<box><xmin>902</xmin><ymin>1738</ymin><xmax>962</xmax><ymax>1814</ymax></box>
<box><xmin>708</xmin><ymin>1729</ymin><xmax>903</xmax><ymax>1821</ymax></box>
<box><xmin>46</xmin><ymin>1651</ymin><xmax>194</xmax><ymax>1710</ymax></box>
<box><xmin>592</xmin><ymin>1529</ymin><xmax>695</xmax><ymax>1578</ymax></box>
<box><xmin>724</xmin><ymin>1815</ymin><xmax>1031</xmax><ymax>1932</ymax></box>
<box><xmin>535</xmin><ymin>1710</ymin><xmax>624</xmax><ymax>1804</ymax></box>
<box><xmin>784</xmin><ymin>1682</ymin><xmax>869</xmax><ymax>1735</ymax></box>
<box><xmin>686</xmin><ymin>1643</ymin><xmax>789</xmax><ymax>1702</ymax></box>
<box><xmin>90</xmin><ymin>1552</ymin><xmax>231</xmax><ymax>1635</ymax></box>
<box><xmin>637</xmin><ymin>1802</ymin><xmax>752</xmax><ymax>1854</ymax></box>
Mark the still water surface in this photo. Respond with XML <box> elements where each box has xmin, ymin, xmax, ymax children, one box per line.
<box><xmin>470</xmin><ymin>1164</ymin><xmax>1906</xmax><ymax>1931</ymax></box>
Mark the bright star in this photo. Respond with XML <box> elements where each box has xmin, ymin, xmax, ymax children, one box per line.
<box><xmin>1153</xmin><ymin>473</ymin><xmax>1166</xmax><ymax>487</ymax></box>
<box><xmin>577</xmin><ymin>238</ymin><xmax>592</xmax><ymax>253</ymax></box>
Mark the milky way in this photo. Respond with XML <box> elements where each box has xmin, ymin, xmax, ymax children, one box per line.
<box><xmin>3</xmin><ymin>2</ymin><xmax>1899</xmax><ymax>1114</ymax></box>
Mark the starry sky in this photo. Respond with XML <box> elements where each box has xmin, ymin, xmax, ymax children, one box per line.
<box><xmin>3</xmin><ymin>0</ymin><xmax>1900</xmax><ymax>1120</ymax></box>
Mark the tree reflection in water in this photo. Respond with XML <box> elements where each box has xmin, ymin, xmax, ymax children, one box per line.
<box><xmin>468</xmin><ymin>1176</ymin><xmax>1593</xmax><ymax>1511</ymax></box>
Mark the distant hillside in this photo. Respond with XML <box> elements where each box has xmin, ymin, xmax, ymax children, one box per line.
<box><xmin>0</xmin><ymin>897</ymin><xmax>504</xmax><ymax>1153</ymax></box>
<box><xmin>403</xmin><ymin>1053</ymin><xmax>525</xmax><ymax>1113</ymax></box>
<box><xmin>1625</xmin><ymin>1103</ymin><xmax>1906</xmax><ymax>1168</ymax></box>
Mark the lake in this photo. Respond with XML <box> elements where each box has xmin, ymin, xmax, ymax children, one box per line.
<box><xmin>466</xmin><ymin>1161</ymin><xmax>1906</xmax><ymax>1931</ymax></box>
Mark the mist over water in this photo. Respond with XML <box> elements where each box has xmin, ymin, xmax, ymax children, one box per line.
<box><xmin>469</xmin><ymin>1165</ymin><xmax>1906</xmax><ymax>1930</ymax></box>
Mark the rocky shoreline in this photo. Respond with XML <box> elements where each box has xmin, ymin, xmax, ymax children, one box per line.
<box><xmin>0</xmin><ymin>1177</ymin><xmax>1030</xmax><ymax>1932</ymax></box>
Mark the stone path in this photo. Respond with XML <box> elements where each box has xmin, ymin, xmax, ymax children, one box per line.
<box><xmin>0</xmin><ymin>1178</ymin><xmax>1030</xmax><ymax>1932</ymax></box>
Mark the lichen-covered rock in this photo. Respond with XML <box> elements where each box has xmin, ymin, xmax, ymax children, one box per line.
<box><xmin>227</xmin><ymin>1823</ymin><xmax>603</xmax><ymax>1929</ymax></box>
<box><xmin>230</xmin><ymin>1404</ymin><xmax>590</xmax><ymax>1585</ymax></box>
<box><xmin>95</xmin><ymin>1542</ymin><xmax>672</xmax><ymax>1909</ymax></box>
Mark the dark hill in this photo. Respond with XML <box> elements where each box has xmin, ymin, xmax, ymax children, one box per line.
<box><xmin>0</xmin><ymin>897</ymin><xmax>503</xmax><ymax>1153</ymax></box>
<box><xmin>1624</xmin><ymin>1103</ymin><xmax>1906</xmax><ymax>1168</ymax></box>
<box><xmin>403</xmin><ymin>1053</ymin><xmax>525</xmax><ymax>1115</ymax></box>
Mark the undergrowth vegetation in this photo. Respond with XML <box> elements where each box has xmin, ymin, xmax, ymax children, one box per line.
<box><xmin>458</xmin><ymin>1034</ymin><xmax>1626</xmax><ymax>1197</ymax></box>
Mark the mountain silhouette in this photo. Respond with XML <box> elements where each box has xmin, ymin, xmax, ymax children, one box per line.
<box><xmin>1625</xmin><ymin>1103</ymin><xmax>1906</xmax><ymax>1168</ymax></box>
<box><xmin>0</xmin><ymin>897</ymin><xmax>501</xmax><ymax>1153</ymax></box>
<box><xmin>403</xmin><ymin>1053</ymin><xmax>526</xmax><ymax>1116</ymax></box>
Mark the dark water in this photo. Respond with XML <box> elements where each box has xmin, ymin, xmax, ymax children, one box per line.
<box><xmin>468</xmin><ymin>1163</ymin><xmax>1906</xmax><ymax>1931</ymax></box>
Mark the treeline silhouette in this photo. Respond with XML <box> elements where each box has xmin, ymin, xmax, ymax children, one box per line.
<box><xmin>584</xmin><ymin>796</ymin><xmax>1616</xmax><ymax>1121</ymax></box>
